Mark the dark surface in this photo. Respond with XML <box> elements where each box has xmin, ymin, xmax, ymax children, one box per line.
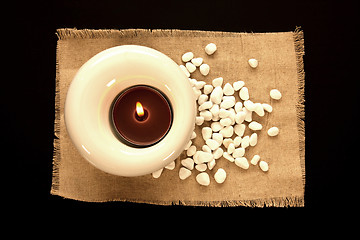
<box><xmin>7</xmin><ymin>0</ymin><xmax>358</xmax><ymax>216</ymax></box>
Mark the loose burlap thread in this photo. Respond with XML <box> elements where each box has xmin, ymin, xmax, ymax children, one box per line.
<box><xmin>52</xmin><ymin>28</ymin><xmax>305</xmax><ymax>207</ymax></box>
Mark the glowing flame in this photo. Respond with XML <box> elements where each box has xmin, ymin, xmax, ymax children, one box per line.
<box><xmin>136</xmin><ymin>102</ymin><xmax>144</xmax><ymax>117</ymax></box>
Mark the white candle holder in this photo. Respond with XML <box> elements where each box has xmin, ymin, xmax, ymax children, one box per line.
<box><xmin>65</xmin><ymin>45</ymin><xmax>196</xmax><ymax>176</ymax></box>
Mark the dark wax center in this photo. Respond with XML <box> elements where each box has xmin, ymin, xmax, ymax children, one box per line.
<box><xmin>111</xmin><ymin>85</ymin><xmax>172</xmax><ymax>147</ymax></box>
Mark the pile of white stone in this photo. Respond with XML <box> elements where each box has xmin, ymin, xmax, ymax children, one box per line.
<box><xmin>152</xmin><ymin>43</ymin><xmax>281</xmax><ymax>187</ymax></box>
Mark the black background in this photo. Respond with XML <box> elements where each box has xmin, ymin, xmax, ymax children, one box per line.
<box><xmin>6</xmin><ymin>0</ymin><xmax>358</xmax><ymax>217</ymax></box>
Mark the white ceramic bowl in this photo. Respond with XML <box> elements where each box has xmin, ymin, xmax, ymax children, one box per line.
<box><xmin>65</xmin><ymin>45</ymin><xmax>196</xmax><ymax>177</ymax></box>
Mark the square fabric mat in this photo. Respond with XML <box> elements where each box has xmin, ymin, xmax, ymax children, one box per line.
<box><xmin>52</xmin><ymin>28</ymin><xmax>305</xmax><ymax>207</ymax></box>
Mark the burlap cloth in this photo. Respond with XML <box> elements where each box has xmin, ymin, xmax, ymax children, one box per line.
<box><xmin>51</xmin><ymin>28</ymin><xmax>305</xmax><ymax>207</ymax></box>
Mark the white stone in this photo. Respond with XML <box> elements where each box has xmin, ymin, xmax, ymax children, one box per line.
<box><xmin>211</xmin><ymin>121</ymin><xmax>223</xmax><ymax>132</ymax></box>
<box><xmin>220</xmin><ymin>117</ymin><xmax>232</xmax><ymax>127</ymax></box>
<box><xmin>200</xmin><ymin>110</ymin><xmax>212</xmax><ymax>121</ymax></box>
<box><xmin>212</xmin><ymin>147</ymin><xmax>223</xmax><ymax>159</ymax></box>
<box><xmin>244</xmin><ymin>100</ymin><xmax>256</xmax><ymax>111</ymax></box>
<box><xmin>254</xmin><ymin>103</ymin><xmax>265</xmax><ymax>117</ymax></box>
<box><xmin>186</xmin><ymin>62</ymin><xmax>196</xmax><ymax>73</ymax></box>
<box><xmin>195</xmin><ymin>163</ymin><xmax>207</xmax><ymax>172</ymax></box>
<box><xmin>233</xmin><ymin>136</ymin><xmax>242</xmax><ymax>147</ymax></box>
<box><xmin>199</xmin><ymin>63</ymin><xmax>210</xmax><ymax>76</ymax></box>
<box><xmin>212</xmin><ymin>133</ymin><xmax>223</xmax><ymax>145</ymax></box>
<box><xmin>232</xmin><ymin>147</ymin><xmax>245</xmax><ymax>158</ymax></box>
<box><xmin>186</xmin><ymin>145</ymin><xmax>196</xmax><ymax>156</ymax></box>
<box><xmin>203</xmin><ymin>84</ymin><xmax>214</xmax><ymax>95</ymax></box>
<box><xmin>184</xmin><ymin>140</ymin><xmax>192</xmax><ymax>150</ymax></box>
<box><xmin>262</xmin><ymin>103</ymin><xmax>273</xmax><ymax>113</ymax></box>
<box><xmin>223</xmin><ymin>83</ymin><xmax>234</xmax><ymax>96</ymax></box>
<box><xmin>195</xmin><ymin>80</ymin><xmax>206</xmax><ymax>90</ymax></box>
<box><xmin>196</xmin><ymin>172</ymin><xmax>210</xmax><ymax>186</ymax></box>
<box><xmin>210</xmin><ymin>86</ymin><xmax>223</xmax><ymax>104</ymax></box>
<box><xmin>207</xmin><ymin>159</ymin><xmax>216</xmax><ymax>170</ymax></box>
<box><xmin>239</xmin><ymin>87</ymin><xmax>249</xmax><ymax>100</ymax></box>
<box><xmin>205</xmin><ymin>43</ymin><xmax>217</xmax><ymax>55</ymax></box>
<box><xmin>202</xmin><ymin>127</ymin><xmax>212</xmax><ymax>141</ymax></box>
<box><xmin>249</xmin><ymin>121</ymin><xmax>263</xmax><ymax>131</ymax></box>
<box><xmin>235</xmin><ymin>157</ymin><xmax>249</xmax><ymax>169</ymax></box>
<box><xmin>212</xmin><ymin>77</ymin><xmax>223</xmax><ymax>87</ymax></box>
<box><xmin>212</xmin><ymin>114</ymin><xmax>220</xmax><ymax>122</ymax></box>
<box><xmin>270</xmin><ymin>89</ymin><xmax>282</xmax><ymax>100</ymax></box>
<box><xmin>181</xmin><ymin>158</ymin><xmax>194</xmax><ymax>170</ymax></box>
<box><xmin>195</xmin><ymin>116</ymin><xmax>204</xmax><ymax>125</ymax></box>
<box><xmin>227</xmin><ymin>142</ymin><xmax>235</xmax><ymax>154</ymax></box>
<box><xmin>250</xmin><ymin>155</ymin><xmax>260</xmax><ymax>165</ymax></box>
<box><xmin>206</xmin><ymin>138</ymin><xmax>220</xmax><ymax>150</ymax></box>
<box><xmin>235</xmin><ymin>102</ymin><xmax>243</xmax><ymax>113</ymax></box>
<box><xmin>202</xmin><ymin>144</ymin><xmax>212</xmax><ymax>153</ymax></box>
<box><xmin>191</xmin><ymin>131</ymin><xmax>196</xmax><ymax>139</ymax></box>
<box><xmin>248</xmin><ymin>58</ymin><xmax>258</xmax><ymax>68</ymax></box>
<box><xmin>220</xmin><ymin>126</ymin><xmax>234</xmax><ymax>138</ymax></box>
<box><xmin>179</xmin><ymin>167</ymin><xmax>192</xmax><ymax>180</ymax></box>
<box><xmin>235</xmin><ymin>111</ymin><xmax>246</xmax><ymax>124</ymax></box>
<box><xmin>249</xmin><ymin>133</ymin><xmax>258</xmax><ymax>146</ymax></box>
<box><xmin>234</xmin><ymin>124</ymin><xmax>246</xmax><ymax>137</ymax></box>
<box><xmin>182</xmin><ymin>52</ymin><xmax>194</xmax><ymax>62</ymax></box>
<box><xmin>194</xmin><ymin>151</ymin><xmax>213</xmax><ymax>164</ymax></box>
<box><xmin>223</xmin><ymin>152</ymin><xmax>235</xmax><ymax>162</ymax></box>
<box><xmin>180</xmin><ymin>65</ymin><xmax>190</xmax><ymax>77</ymax></box>
<box><xmin>188</xmin><ymin>78</ymin><xmax>196</xmax><ymax>87</ymax></box>
<box><xmin>191</xmin><ymin>57</ymin><xmax>203</xmax><ymax>66</ymax></box>
<box><xmin>214</xmin><ymin>168</ymin><xmax>226</xmax><ymax>184</ymax></box>
<box><xmin>222</xmin><ymin>138</ymin><xmax>233</xmax><ymax>148</ymax></box>
<box><xmin>198</xmin><ymin>94</ymin><xmax>208</xmax><ymax>105</ymax></box>
<box><xmin>209</xmin><ymin>104</ymin><xmax>220</xmax><ymax>117</ymax></box>
<box><xmin>243</xmin><ymin>107</ymin><xmax>252</xmax><ymax>122</ymax></box>
<box><xmin>267</xmin><ymin>127</ymin><xmax>279</xmax><ymax>136</ymax></box>
<box><xmin>259</xmin><ymin>161</ymin><xmax>269</xmax><ymax>172</ymax></box>
<box><xmin>198</xmin><ymin>101</ymin><xmax>213</xmax><ymax>111</ymax></box>
<box><xmin>219</xmin><ymin>108</ymin><xmax>230</xmax><ymax>118</ymax></box>
<box><xmin>220</xmin><ymin>98</ymin><xmax>235</xmax><ymax>109</ymax></box>
<box><xmin>233</xmin><ymin>81</ymin><xmax>245</xmax><ymax>91</ymax></box>
<box><xmin>193</xmin><ymin>87</ymin><xmax>201</xmax><ymax>99</ymax></box>
<box><xmin>165</xmin><ymin>161</ymin><xmax>175</xmax><ymax>170</ymax></box>
<box><xmin>228</xmin><ymin>108</ymin><xmax>236</xmax><ymax>125</ymax></box>
<box><xmin>152</xmin><ymin>168</ymin><xmax>163</xmax><ymax>178</ymax></box>
<box><xmin>241</xmin><ymin>136</ymin><xmax>250</xmax><ymax>148</ymax></box>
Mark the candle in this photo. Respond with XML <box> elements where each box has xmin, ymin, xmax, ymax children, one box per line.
<box><xmin>111</xmin><ymin>85</ymin><xmax>173</xmax><ymax>147</ymax></box>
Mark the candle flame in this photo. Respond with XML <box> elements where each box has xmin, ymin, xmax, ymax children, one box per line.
<box><xmin>136</xmin><ymin>102</ymin><xmax>144</xmax><ymax>117</ymax></box>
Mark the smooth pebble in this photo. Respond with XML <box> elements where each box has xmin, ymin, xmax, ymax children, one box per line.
<box><xmin>210</xmin><ymin>86</ymin><xmax>223</xmax><ymax>104</ymax></box>
<box><xmin>182</xmin><ymin>52</ymin><xmax>194</xmax><ymax>62</ymax></box>
<box><xmin>233</xmin><ymin>81</ymin><xmax>245</xmax><ymax>91</ymax></box>
<box><xmin>270</xmin><ymin>89</ymin><xmax>282</xmax><ymax>100</ymax></box>
<box><xmin>179</xmin><ymin>167</ymin><xmax>192</xmax><ymax>180</ymax></box>
<box><xmin>205</xmin><ymin>43</ymin><xmax>217</xmax><ymax>55</ymax></box>
<box><xmin>235</xmin><ymin>157</ymin><xmax>249</xmax><ymax>169</ymax></box>
<box><xmin>196</xmin><ymin>172</ymin><xmax>210</xmax><ymax>186</ymax></box>
<box><xmin>212</xmin><ymin>77</ymin><xmax>223</xmax><ymax>87</ymax></box>
<box><xmin>249</xmin><ymin>133</ymin><xmax>258</xmax><ymax>146</ymax></box>
<box><xmin>206</xmin><ymin>138</ymin><xmax>220</xmax><ymax>150</ymax></box>
<box><xmin>248</xmin><ymin>58</ymin><xmax>259</xmax><ymax>68</ymax></box>
<box><xmin>239</xmin><ymin>87</ymin><xmax>249</xmax><ymax>100</ymax></box>
<box><xmin>181</xmin><ymin>158</ymin><xmax>194</xmax><ymax>170</ymax></box>
<box><xmin>267</xmin><ymin>127</ymin><xmax>279</xmax><ymax>136</ymax></box>
<box><xmin>191</xmin><ymin>57</ymin><xmax>203</xmax><ymax>66</ymax></box>
<box><xmin>186</xmin><ymin>62</ymin><xmax>196</xmax><ymax>73</ymax></box>
<box><xmin>152</xmin><ymin>168</ymin><xmax>163</xmax><ymax>178</ymax></box>
<box><xmin>250</xmin><ymin>155</ymin><xmax>260</xmax><ymax>165</ymax></box>
<box><xmin>249</xmin><ymin>121</ymin><xmax>263</xmax><ymax>131</ymax></box>
<box><xmin>259</xmin><ymin>161</ymin><xmax>269</xmax><ymax>172</ymax></box>
<box><xmin>223</xmin><ymin>83</ymin><xmax>234</xmax><ymax>95</ymax></box>
<box><xmin>199</xmin><ymin>63</ymin><xmax>210</xmax><ymax>76</ymax></box>
<box><xmin>202</xmin><ymin>127</ymin><xmax>212</xmax><ymax>140</ymax></box>
<box><xmin>214</xmin><ymin>168</ymin><xmax>226</xmax><ymax>184</ymax></box>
